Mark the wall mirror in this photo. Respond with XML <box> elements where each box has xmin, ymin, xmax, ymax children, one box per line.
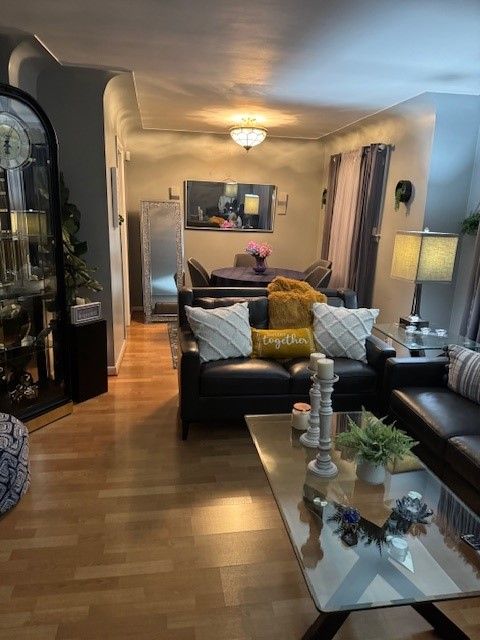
<box><xmin>184</xmin><ymin>180</ymin><xmax>276</xmax><ymax>232</ymax></box>
<box><xmin>141</xmin><ymin>201</ymin><xmax>183</xmax><ymax>322</ymax></box>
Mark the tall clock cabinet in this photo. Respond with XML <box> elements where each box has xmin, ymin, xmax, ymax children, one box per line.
<box><xmin>0</xmin><ymin>83</ymin><xmax>71</xmax><ymax>429</ymax></box>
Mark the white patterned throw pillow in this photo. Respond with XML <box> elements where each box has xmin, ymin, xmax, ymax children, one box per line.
<box><xmin>185</xmin><ymin>302</ymin><xmax>252</xmax><ymax>363</ymax></box>
<box><xmin>312</xmin><ymin>303</ymin><xmax>379</xmax><ymax>362</ymax></box>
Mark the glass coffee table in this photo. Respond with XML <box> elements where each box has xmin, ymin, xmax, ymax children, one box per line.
<box><xmin>246</xmin><ymin>413</ymin><xmax>480</xmax><ymax>640</ymax></box>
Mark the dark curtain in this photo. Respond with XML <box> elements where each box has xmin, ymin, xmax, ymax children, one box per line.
<box><xmin>460</xmin><ymin>225</ymin><xmax>480</xmax><ymax>341</ymax></box>
<box><xmin>321</xmin><ymin>154</ymin><xmax>341</xmax><ymax>259</ymax></box>
<box><xmin>348</xmin><ymin>143</ymin><xmax>390</xmax><ymax>307</ymax></box>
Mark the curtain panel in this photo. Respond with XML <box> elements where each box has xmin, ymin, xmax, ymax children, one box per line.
<box><xmin>321</xmin><ymin>154</ymin><xmax>341</xmax><ymax>259</ymax></box>
<box><xmin>349</xmin><ymin>144</ymin><xmax>391</xmax><ymax>306</ymax></box>
<box><xmin>327</xmin><ymin>149</ymin><xmax>363</xmax><ymax>289</ymax></box>
<box><xmin>460</xmin><ymin>225</ymin><xmax>480</xmax><ymax>341</ymax></box>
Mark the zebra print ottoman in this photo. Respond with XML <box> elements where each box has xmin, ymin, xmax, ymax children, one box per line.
<box><xmin>0</xmin><ymin>413</ymin><xmax>30</xmax><ymax>515</ymax></box>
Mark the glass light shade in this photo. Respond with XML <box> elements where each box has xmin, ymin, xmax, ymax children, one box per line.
<box><xmin>391</xmin><ymin>231</ymin><xmax>458</xmax><ymax>283</ymax></box>
<box><xmin>229</xmin><ymin>124</ymin><xmax>267</xmax><ymax>150</ymax></box>
<box><xmin>224</xmin><ymin>182</ymin><xmax>238</xmax><ymax>197</ymax></box>
<box><xmin>244</xmin><ymin>194</ymin><xmax>259</xmax><ymax>215</ymax></box>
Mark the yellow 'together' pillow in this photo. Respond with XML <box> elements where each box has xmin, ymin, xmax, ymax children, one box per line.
<box><xmin>251</xmin><ymin>327</ymin><xmax>315</xmax><ymax>359</ymax></box>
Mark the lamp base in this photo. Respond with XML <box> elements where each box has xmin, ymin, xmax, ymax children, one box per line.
<box><xmin>399</xmin><ymin>315</ymin><xmax>429</xmax><ymax>329</ymax></box>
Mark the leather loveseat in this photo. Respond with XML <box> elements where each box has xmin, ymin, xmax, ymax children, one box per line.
<box><xmin>385</xmin><ymin>357</ymin><xmax>480</xmax><ymax>515</ymax></box>
<box><xmin>178</xmin><ymin>287</ymin><xmax>395</xmax><ymax>439</ymax></box>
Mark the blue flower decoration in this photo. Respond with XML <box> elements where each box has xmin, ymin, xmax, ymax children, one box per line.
<box><xmin>342</xmin><ymin>507</ymin><xmax>361</xmax><ymax>524</ymax></box>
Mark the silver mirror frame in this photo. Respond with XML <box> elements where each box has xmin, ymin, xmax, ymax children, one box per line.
<box><xmin>140</xmin><ymin>200</ymin><xmax>184</xmax><ymax>322</ymax></box>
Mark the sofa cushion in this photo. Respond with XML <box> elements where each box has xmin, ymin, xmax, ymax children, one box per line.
<box><xmin>445</xmin><ymin>436</ymin><xmax>480</xmax><ymax>488</ymax></box>
<box><xmin>447</xmin><ymin>345</ymin><xmax>480</xmax><ymax>404</ymax></box>
<box><xmin>285</xmin><ymin>357</ymin><xmax>377</xmax><ymax>395</ymax></box>
<box><xmin>200</xmin><ymin>358</ymin><xmax>291</xmax><ymax>396</ymax></box>
<box><xmin>390</xmin><ymin>388</ymin><xmax>480</xmax><ymax>457</ymax></box>
<box><xmin>185</xmin><ymin>302</ymin><xmax>252</xmax><ymax>362</ymax></box>
<box><xmin>312</xmin><ymin>303</ymin><xmax>379</xmax><ymax>362</ymax></box>
<box><xmin>251</xmin><ymin>328</ymin><xmax>315</xmax><ymax>359</ymax></box>
<box><xmin>194</xmin><ymin>296</ymin><xmax>268</xmax><ymax>329</ymax></box>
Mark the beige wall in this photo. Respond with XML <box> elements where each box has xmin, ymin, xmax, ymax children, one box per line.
<box><xmin>318</xmin><ymin>95</ymin><xmax>436</xmax><ymax>322</ymax></box>
<box><xmin>125</xmin><ymin>130</ymin><xmax>323</xmax><ymax>305</ymax></box>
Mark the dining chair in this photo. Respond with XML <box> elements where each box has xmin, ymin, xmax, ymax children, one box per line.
<box><xmin>187</xmin><ymin>258</ymin><xmax>211</xmax><ymax>287</ymax></box>
<box><xmin>304</xmin><ymin>265</ymin><xmax>332</xmax><ymax>289</ymax></box>
<box><xmin>233</xmin><ymin>253</ymin><xmax>256</xmax><ymax>267</ymax></box>
<box><xmin>304</xmin><ymin>258</ymin><xmax>332</xmax><ymax>279</ymax></box>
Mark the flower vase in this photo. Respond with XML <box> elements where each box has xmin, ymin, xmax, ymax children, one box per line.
<box><xmin>253</xmin><ymin>257</ymin><xmax>266</xmax><ymax>274</ymax></box>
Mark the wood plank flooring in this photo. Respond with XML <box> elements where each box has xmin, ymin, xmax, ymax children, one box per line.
<box><xmin>0</xmin><ymin>320</ymin><xmax>479</xmax><ymax>639</ymax></box>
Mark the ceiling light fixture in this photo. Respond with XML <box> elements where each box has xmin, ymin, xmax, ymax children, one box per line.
<box><xmin>229</xmin><ymin>119</ymin><xmax>267</xmax><ymax>151</ymax></box>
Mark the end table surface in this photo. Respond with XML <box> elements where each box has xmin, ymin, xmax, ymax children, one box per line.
<box><xmin>375</xmin><ymin>323</ymin><xmax>480</xmax><ymax>353</ymax></box>
<box><xmin>245</xmin><ymin>413</ymin><xmax>480</xmax><ymax>615</ymax></box>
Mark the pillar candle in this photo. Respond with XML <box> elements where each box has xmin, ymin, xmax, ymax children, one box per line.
<box><xmin>317</xmin><ymin>357</ymin><xmax>334</xmax><ymax>380</ymax></box>
<box><xmin>291</xmin><ymin>402</ymin><xmax>311</xmax><ymax>431</ymax></box>
<box><xmin>309</xmin><ymin>352</ymin><xmax>325</xmax><ymax>371</ymax></box>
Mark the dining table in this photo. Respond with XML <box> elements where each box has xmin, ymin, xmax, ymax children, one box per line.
<box><xmin>210</xmin><ymin>266</ymin><xmax>305</xmax><ymax>287</ymax></box>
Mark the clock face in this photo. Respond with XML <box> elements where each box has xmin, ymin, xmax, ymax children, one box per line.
<box><xmin>0</xmin><ymin>112</ymin><xmax>31</xmax><ymax>170</ymax></box>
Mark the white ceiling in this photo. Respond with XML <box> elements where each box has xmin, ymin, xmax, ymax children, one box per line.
<box><xmin>2</xmin><ymin>0</ymin><xmax>480</xmax><ymax>138</ymax></box>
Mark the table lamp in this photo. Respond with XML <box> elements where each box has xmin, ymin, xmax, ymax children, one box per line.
<box><xmin>390</xmin><ymin>229</ymin><xmax>458</xmax><ymax>328</ymax></box>
<box><xmin>244</xmin><ymin>194</ymin><xmax>259</xmax><ymax>228</ymax></box>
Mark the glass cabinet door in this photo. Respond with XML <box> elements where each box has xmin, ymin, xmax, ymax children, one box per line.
<box><xmin>0</xmin><ymin>85</ymin><xmax>69</xmax><ymax>421</ymax></box>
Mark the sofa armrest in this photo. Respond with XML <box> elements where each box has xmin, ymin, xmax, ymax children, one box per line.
<box><xmin>384</xmin><ymin>357</ymin><xmax>448</xmax><ymax>396</ymax></box>
<box><xmin>179</xmin><ymin>326</ymin><xmax>199</xmax><ymax>356</ymax></box>
<box><xmin>366</xmin><ymin>334</ymin><xmax>396</xmax><ymax>372</ymax></box>
<box><xmin>178</xmin><ymin>324</ymin><xmax>200</xmax><ymax>389</ymax></box>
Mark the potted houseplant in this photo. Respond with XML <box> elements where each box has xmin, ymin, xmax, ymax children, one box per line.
<box><xmin>336</xmin><ymin>410</ymin><xmax>417</xmax><ymax>485</ymax></box>
<box><xmin>60</xmin><ymin>174</ymin><xmax>103</xmax><ymax>306</ymax></box>
<box><xmin>245</xmin><ymin>241</ymin><xmax>272</xmax><ymax>274</ymax></box>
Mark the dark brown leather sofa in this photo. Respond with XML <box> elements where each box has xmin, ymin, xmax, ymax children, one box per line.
<box><xmin>385</xmin><ymin>357</ymin><xmax>480</xmax><ymax>515</ymax></box>
<box><xmin>178</xmin><ymin>287</ymin><xmax>395</xmax><ymax>440</ymax></box>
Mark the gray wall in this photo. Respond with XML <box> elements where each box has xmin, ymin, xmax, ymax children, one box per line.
<box><xmin>450</xmin><ymin>121</ymin><xmax>480</xmax><ymax>333</ymax></box>
<box><xmin>422</xmin><ymin>94</ymin><xmax>480</xmax><ymax>329</ymax></box>
<box><xmin>0</xmin><ymin>31</ymin><xmax>128</xmax><ymax>368</ymax></box>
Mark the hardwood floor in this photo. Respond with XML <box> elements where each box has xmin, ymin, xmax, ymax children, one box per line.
<box><xmin>0</xmin><ymin>320</ymin><xmax>478</xmax><ymax>640</ymax></box>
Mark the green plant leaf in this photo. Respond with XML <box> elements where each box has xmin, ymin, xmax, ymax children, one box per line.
<box><xmin>336</xmin><ymin>409</ymin><xmax>417</xmax><ymax>466</ymax></box>
<box><xmin>60</xmin><ymin>172</ymin><xmax>103</xmax><ymax>305</ymax></box>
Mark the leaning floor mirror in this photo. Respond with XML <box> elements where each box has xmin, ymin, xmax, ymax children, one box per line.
<box><xmin>141</xmin><ymin>201</ymin><xmax>183</xmax><ymax>322</ymax></box>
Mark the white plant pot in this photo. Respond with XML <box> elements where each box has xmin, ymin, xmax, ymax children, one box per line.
<box><xmin>356</xmin><ymin>459</ymin><xmax>386</xmax><ymax>485</ymax></box>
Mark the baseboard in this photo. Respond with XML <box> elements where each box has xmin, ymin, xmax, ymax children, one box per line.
<box><xmin>108</xmin><ymin>338</ymin><xmax>127</xmax><ymax>376</ymax></box>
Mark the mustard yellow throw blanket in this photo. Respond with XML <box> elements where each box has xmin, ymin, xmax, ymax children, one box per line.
<box><xmin>267</xmin><ymin>276</ymin><xmax>327</xmax><ymax>329</ymax></box>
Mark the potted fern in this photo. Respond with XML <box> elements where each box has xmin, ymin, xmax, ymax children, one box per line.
<box><xmin>336</xmin><ymin>410</ymin><xmax>417</xmax><ymax>485</ymax></box>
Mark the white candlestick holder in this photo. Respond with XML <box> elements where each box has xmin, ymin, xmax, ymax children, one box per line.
<box><xmin>300</xmin><ymin>370</ymin><xmax>322</xmax><ymax>448</ymax></box>
<box><xmin>308</xmin><ymin>374</ymin><xmax>339</xmax><ymax>478</ymax></box>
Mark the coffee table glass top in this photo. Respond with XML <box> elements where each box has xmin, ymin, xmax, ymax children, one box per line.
<box><xmin>375</xmin><ymin>323</ymin><xmax>480</xmax><ymax>352</ymax></box>
<box><xmin>246</xmin><ymin>413</ymin><xmax>480</xmax><ymax>613</ymax></box>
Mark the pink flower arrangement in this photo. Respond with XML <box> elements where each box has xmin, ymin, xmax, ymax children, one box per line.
<box><xmin>221</xmin><ymin>220</ymin><xmax>235</xmax><ymax>229</ymax></box>
<box><xmin>245</xmin><ymin>241</ymin><xmax>272</xmax><ymax>259</ymax></box>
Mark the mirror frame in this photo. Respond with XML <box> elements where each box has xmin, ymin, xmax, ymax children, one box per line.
<box><xmin>184</xmin><ymin>180</ymin><xmax>277</xmax><ymax>232</ymax></box>
<box><xmin>140</xmin><ymin>200</ymin><xmax>183</xmax><ymax>322</ymax></box>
